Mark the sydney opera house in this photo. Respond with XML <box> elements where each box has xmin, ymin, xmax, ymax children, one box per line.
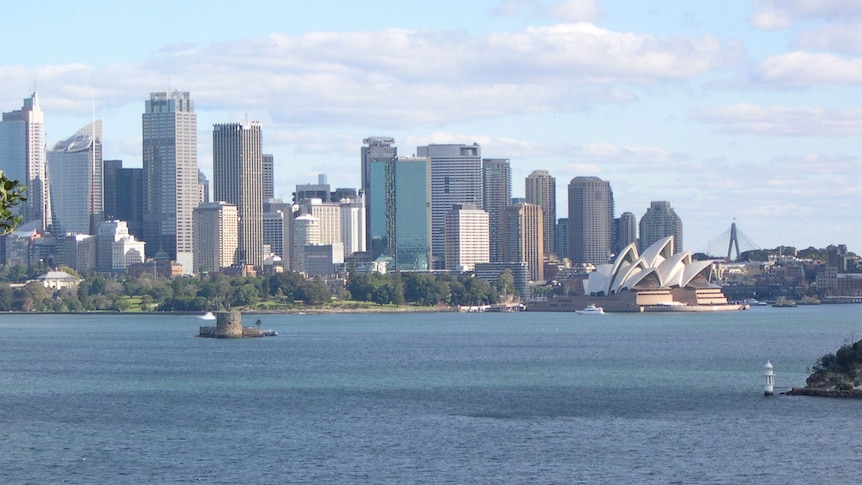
<box><xmin>528</xmin><ymin>236</ymin><xmax>745</xmax><ymax>312</ymax></box>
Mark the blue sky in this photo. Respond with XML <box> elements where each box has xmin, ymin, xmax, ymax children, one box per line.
<box><xmin>2</xmin><ymin>0</ymin><xmax>861</xmax><ymax>254</ymax></box>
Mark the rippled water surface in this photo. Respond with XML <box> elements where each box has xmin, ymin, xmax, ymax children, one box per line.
<box><xmin>1</xmin><ymin>306</ymin><xmax>860</xmax><ymax>483</ymax></box>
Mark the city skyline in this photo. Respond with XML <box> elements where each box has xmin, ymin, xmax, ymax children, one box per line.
<box><xmin>1</xmin><ymin>1</ymin><xmax>860</xmax><ymax>252</ymax></box>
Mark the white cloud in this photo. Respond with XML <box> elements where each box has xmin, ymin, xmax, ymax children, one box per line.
<box><xmin>750</xmin><ymin>0</ymin><xmax>862</xmax><ymax>30</ymax></box>
<box><xmin>753</xmin><ymin>52</ymin><xmax>862</xmax><ymax>86</ymax></box>
<box><xmin>693</xmin><ymin>103</ymin><xmax>862</xmax><ymax>136</ymax></box>
<box><xmin>797</xmin><ymin>22</ymin><xmax>862</xmax><ymax>55</ymax></box>
<box><xmin>492</xmin><ymin>0</ymin><xmax>601</xmax><ymax>21</ymax></box>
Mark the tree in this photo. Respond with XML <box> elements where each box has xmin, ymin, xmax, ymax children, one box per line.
<box><xmin>0</xmin><ymin>170</ymin><xmax>26</xmax><ymax>236</ymax></box>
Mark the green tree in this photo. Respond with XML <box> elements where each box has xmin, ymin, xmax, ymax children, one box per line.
<box><xmin>390</xmin><ymin>271</ymin><xmax>405</xmax><ymax>306</ymax></box>
<box><xmin>0</xmin><ymin>170</ymin><xmax>26</xmax><ymax>236</ymax></box>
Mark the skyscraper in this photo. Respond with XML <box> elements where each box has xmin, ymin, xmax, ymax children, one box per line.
<box><xmin>639</xmin><ymin>201</ymin><xmax>683</xmax><ymax>254</ymax></box>
<box><xmin>0</xmin><ymin>92</ymin><xmax>51</xmax><ymax>231</ymax></box>
<box><xmin>262</xmin><ymin>154</ymin><xmax>274</xmax><ymax>201</ymax></box>
<box><xmin>615</xmin><ymin>211</ymin><xmax>637</xmax><ymax>255</ymax></box>
<box><xmin>103</xmin><ymin>160</ymin><xmax>144</xmax><ymax>240</ymax></box>
<box><xmin>369</xmin><ymin>156</ymin><xmax>431</xmax><ymax>271</ymax></box>
<box><xmin>361</xmin><ymin>137</ymin><xmax>397</xmax><ymax>252</ymax></box>
<box><xmin>503</xmin><ymin>203</ymin><xmax>544</xmax><ymax>282</ymax></box>
<box><xmin>193</xmin><ymin>201</ymin><xmax>238</xmax><ymax>273</ymax></box>
<box><xmin>482</xmin><ymin>158</ymin><xmax>511</xmax><ymax>263</ymax></box>
<box><xmin>568</xmin><ymin>176</ymin><xmax>614</xmax><ymax>266</ymax></box>
<box><xmin>47</xmin><ymin>121</ymin><xmax>103</xmax><ymax>235</ymax></box>
<box><xmin>213</xmin><ymin>121</ymin><xmax>264</xmax><ymax>268</ymax></box>
<box><xmin>417</xmin><ymin>143</ymin><xmax>482</xmax><ymax>268</ymax></box>
<box><xmin>525</xmin><ymin>169</ymin><xmax>556</xmax><ymax>258</ymax></box>
<box><xmin>142</xmin><ymin>91</ymin><xmax>197</xmax><ymax>273</ymax></box>
<box><xmin>444</xmin><ymin>204</ymin><xmax>489</xmax><ymax>272</ymax></box>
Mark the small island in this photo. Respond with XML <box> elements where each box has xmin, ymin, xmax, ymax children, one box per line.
<box><xmin>789</xmin><ymin>339</ymin><xmax>862</xmax><ymax>397</ymax></box>
<box><xmin>198</xmin><ymin>311</ymin><xmax>277</xmax><ymax>338</ymax></box>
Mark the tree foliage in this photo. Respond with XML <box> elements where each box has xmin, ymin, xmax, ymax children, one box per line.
<box><xmin>0</xmin><ymin>170</ymin><xmax>26</xmax><ymax>236</ymax></box>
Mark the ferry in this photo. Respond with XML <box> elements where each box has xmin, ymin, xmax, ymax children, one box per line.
<box><xmin>197</xmin><ymin>311</ymin><xmax>217</xmax><ymax>320</ymax></box>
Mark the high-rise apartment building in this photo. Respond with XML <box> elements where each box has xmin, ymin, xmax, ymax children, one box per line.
<box><xmin>302</xmin><ymin>199</ymin><xmax>341</xmax><ymax>248</ymax></box>
<box><xmin>142</xmin><ymin>91</ymin><xmax>197</xmax><ymax>273</ymax></box>
<box><xmin>417</xmin><ymin>143</ymin><xmax>482</xmax><ymax>268</ymax></box>
<box><xmin>213</xmin><ymin>122</ymin><xmax>264</xmax><ymax>268</ymax></box>
<box><xmin>361</xmin><ymin>137</ymin><xmax>397</xmax><ymax>252</ymax></box>
<box><xmin>262</xmin><ymin>154</ymin><xmax>274</xmax><ymax>201</ymax></box>
<box><xmin>293</xmin><ymin>214</ymin><xmax>320</xmax><ymax>274</ymax></box>
<box><xmin>0</xmin><ymin>92</ymin><xmax>51</xmax><ymax>231</ymax></box>
<box><xmin>264</xmin><ymin>198</ymin><xmax>293</xmax><ymax>270</ymax></box>
<box><xmin>444</xmin><ymin>204</ymin><xmax>489</xmax><ymax>272</ymax></box>
<box><xmin>639</xmin><ymin>201</ymin><xmax>683</xmax><ymax>254</ymax></box>
<box><xmin>482</xmin><ymin>158</ymin><xmax>511</xmax><ymax>263</ymax></box>
<box><xmin>525</xmin><ymin>169</ymin><xmax>555</xmax><ymax>258</ymax></box>
<box><xmin>568</xmin><ymin>176</ymin><xmax>614</xmax><ymax>265</ymax></box>
<box><xmin>193</xmin><ymin>201</ymin><xmax>239</xmax><ymax>273</ymax></box>
<box><xmin>503</xmin><ymin>203</ymin><xmax>544</xmax><ymax>282</ymax></box>
<box><xmin>47</xmin><ymin>121</ymin><xmax>103</xmax><ymax>235</ymax></box>
<box><xmin>369</xmin><ymin>156</ymin><xmax>431</xmax><ymax>271</ymax></box>
<box><xmin>615</xmin><ymin>211</ymin><xmax>637</xmax><ymax>255</ymax></box>
<box><xmin>340</xmin><ymin>197</ymin><xmax>365</xmax><ymax>258</ymax></box>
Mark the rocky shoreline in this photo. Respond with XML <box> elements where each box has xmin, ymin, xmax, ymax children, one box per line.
<box><xmin>787</xmin><ymin>387</ymin><xmax>862</xmax><ymax>398</ymax></box>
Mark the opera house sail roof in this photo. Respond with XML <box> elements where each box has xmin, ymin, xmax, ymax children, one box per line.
<box><xmin>584</xmin><ymin>235</ymin><xmax>714</xmax><ymax>296</ymax></box>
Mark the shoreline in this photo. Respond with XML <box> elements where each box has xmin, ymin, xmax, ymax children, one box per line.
<box><xmin>787</xmin><ymin>387</ymin><xmax>862</xmax><ymax>398</ymax></box>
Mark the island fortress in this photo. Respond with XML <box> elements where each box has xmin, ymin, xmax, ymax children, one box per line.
<box><xmin>199</xmin><ymin>311</ymin><xmax>265</xmax><ymax>338</ymax></box>
<box><xmin>528</xmin><ymin>235</ymin><xmax>744</xmax><ymax>312</ymax></box>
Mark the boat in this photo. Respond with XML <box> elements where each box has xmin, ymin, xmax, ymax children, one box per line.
<box><xmin>576</xmin><ymin>304</ymin><xmax>605</xmax><ymax>315</ymax></box>
<box><xmin>197</xmin><ymin>311</ymin><xmax>217</xmax><ymax>320</ymax></box>
<box><xmin>744</xmin><ymin>298</ymin><xmax>768</xmax><ymax>306</ymax></box>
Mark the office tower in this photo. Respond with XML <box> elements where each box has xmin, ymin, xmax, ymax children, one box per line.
<box><xmin>293</xmin><ymin>214</ymin><xmax>320</xmax><ymax>274</ymax></box>
<box><xmin>262</xmin><ymin>154</ymin><xmax>274</xmax><ymax>201</ymax></box>
<box><xmin>555</xmin><ymin>218</ymin><xmax>568</xmax><ymax>261</ymax></box>
<box><xmin>615</xmin><ymin>211</ymin><xmax>637</xmax><ymax>255</ymax></box>
<box><xmin>568</xmin><ymin>176</ymin><xmax>614</xmax><ymax>265</ymax></box>
<box><xmin>103</xmin><ymin>161</ymin><xmax>144</xmax><ymax>241</ymax></box>
<box><xmin>47</xmin><ymin>121</ymin><xmax>103</xmax><ymax>235</ymax></box>
<box><xmin>96</xmin><ymin>220</ymin><xmax>146</xmax><ymax>273</ymax></box>
<box><xmin>294</xmin><ymin>174</ymin><xmax>331</xmax><ymax>204</ymax></box>
<box><xmin>198</xmin><ymin>169</ymin><xmax>210</xmax><ymax>204</ymax></box>
<box><xmin>639</xmin><ymin>201</ymin><xmax>683</xmax><ymax>254</ymax></box>
<box><xmin>332</xmin><ymin>187</ymin><xmax>357</xmax><ymax>202</ymax></box>
<box><xmin>142</xmin><ymin>91</ymin><xmax>197</xmax><ymax>273</ymax></box>
<box><xmin>0</xmin><ymin>92</ymin><xmax>51</xmax><ymax>231</ymax></box>
<box><xmin>361</xmin><ymin>137</ymin><xmax>397</xmax><ymax>251</ymax></box>
<box><xmin>444</xmin><ymin>204</ymin><xmax>489</xmax><ymax>272</ymax></box>
<box><xmin>482</xmin><ymin>158</ymin><xmax>511</xmax><ymax>263</ymax></box>
<box><xmin>264</xmin><ymin>198</ymin><xmax>293</xmax><ymax>269</ymax></box>
<box><xmin>417</xmin><ymin>143</ymin><xmax>482</xmax><ymax>267</ymax></box>
<box><xmin>340</xmin><ymin>197</ymin><xmax>365</xmax><ymax>258</ymax></box>
<box><xmin>503</xmin><ymin>203</ymin><xmax>544</xmax><ymax>281</ymax></box>
<box><xmin>193</xmin><ymin>201</ymin><xmax>239</xmax><ymax>273</ymax></box>
<box><xmin>303</xmin><ymin>199</ymin><xmax>341</xmax><ymax>247</ymax></box>
<box><xmin>213</xmin><ymin>121</ymin><xmax>264</xmax><ymax>268</ymax></box>
<box><xmin>525</xmin><ymin>169</ymin><xmax>556</xmax><ymax>258</ymax></box>
<box><xmin>369</xmin><ymin>156</ymin><xmax>431</xmax><ymax>271</ymax></box>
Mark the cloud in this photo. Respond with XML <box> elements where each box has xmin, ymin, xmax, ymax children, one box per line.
<box><xmin>797</xmin><ymin>22</ymin><xmax>862</xmax><ymax>55</ymax></box>
<box><xmin>752</xmin><ymin>52</ymin><xmax>862</xmax><ymax>86</ymax></box>
<box><xmin>750</xmin><ymin>0</ymin><xmax>862</xmax><ymax>30</ymax></box>
<box><xmin>693</xmin><ymin>103</ymin><xmax>862</xmax><ymax>136</ymax></box>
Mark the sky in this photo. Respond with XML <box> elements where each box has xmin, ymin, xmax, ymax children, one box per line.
<box><xmin>2</xmin><ymin>0</ymin><xmax>860</xmax><ymax>255</ymax></box>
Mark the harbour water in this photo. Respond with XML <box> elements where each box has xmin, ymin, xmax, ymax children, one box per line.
<box><xmin>1</xmin><ymin>306</ymin><xmax>861</xmax><ymax>483</ymax></box>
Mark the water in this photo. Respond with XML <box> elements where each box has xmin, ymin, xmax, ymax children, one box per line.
<box><xmin>1</xmin><ymin>306</ymin><xmax>861</xmax><ymax>484</ymax></box>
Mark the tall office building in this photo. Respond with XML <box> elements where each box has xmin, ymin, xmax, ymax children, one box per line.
<box><xmin>197</xmin><ymin>169</ymin><xmax>210</xmax><ymax>204</ymax></box>
<box><xmin>555</xmin><ymin>218</ymin><xmax>568</xmax><ymax>260</ymax></box>
<box><xmin>340</xmin><ymin>197</ymin><xmax>365</xmax><ymax>258</ymax></box>
<box><xmin>142</xmin><ymin>91</ymin><xmax>197</xmax><ymax>273</ymax></box>
<box><xmin>96</xmin><ymin>220</ymin><xmax>146</xmax><ymax>273</ymax></box>
<box><xmin>567</xmin><ymin>176</ymin><xmax>614</xmax><ymax>265</ymax></box>
<box><xmin>503</xmin><ymin>203</ymin><xmax>544</xmax><ymax>282</ymax></box>
<box><xmin>264</xmin><ymin>198</ymin><xmax>293</xmax><ymax>270</ymax></box>
<box><xmin>213</xmin><ymin>121</ymin><xmax>264</xmax><ymax>268</ymax></box>
<box><xmin>103</xmin><ymin>160</ymin><xmax>144</xmax><ymax>240</ymax></box>
<box><xmin>0</xmin><ymin>92</ymin><xmax>51</xmax><ymax>231</ymax></box>
<box><xmin>361</xmin><ymin>137</ymin><xmax>397</xmax><ymax>252</ymax></box>
<box><xmin>47</xmin><ymin>121</ymin><xmax>103</xmax><ymax>235</ymax></box>
<box><xmin>193</xmin><ymin>201</ymin><xmax>239</xmax><ymax>273</ymax></box>
<box><xmin>482</xmin><ymin>158</ymin><xmax>511</xmax><ymax>263</ymax></box>
<box><xmin>417</xmin><ymin>143</ymin><xmax>482</xmax><ymax>267</ymax></box>
<box><xmin>262</xmin><ymin>154</ymin><xmax>274</xmax><ymax>201</ymax></box>
<box><xmin>302</xmin><ymin>199</ymin><xmax>341</xmax><ymax>247</ymax></box>
<box><xmin>525</xmin><ymin>169</ymin><xmax>556</xmax><ymax>258</ymax></box>
<box><xmin>639</xmin><ymin>201</ymin><xmax>683</xmax><ymax>254</ymax></box>
<box><xmin>615</xmin><ymin>211</ymin><xmax>637</xmax><ymax>255</ymax></box>
<box><xmin>369</xmin><ymin>156</ymin><xmax>431</xmax><ymax>271</ymax></box>
<box><xmin>444</xmin><ymin>204</ymin><xmax>489</xmax><ymax>272</ymax></box>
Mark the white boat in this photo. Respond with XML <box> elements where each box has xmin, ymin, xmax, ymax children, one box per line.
<box><xmin>576</xmin><ymin>304</ymin><xmax>605</xmax><ymax>315</ymax></box>
<box><xmin>197</xmin><ymin>311</ymin><xmax>216</xmax><ymax>320</ymax></box>
<box><xmin>744</xmin><ymin>298</ymin><xmax>768</xmax><ymax>306</ymax></box>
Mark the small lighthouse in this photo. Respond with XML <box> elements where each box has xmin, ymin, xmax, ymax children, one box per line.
<box><xmin>763</xmin><ymin>361</ymin><xmax>775</xmax><ymax>396</ymax></box>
